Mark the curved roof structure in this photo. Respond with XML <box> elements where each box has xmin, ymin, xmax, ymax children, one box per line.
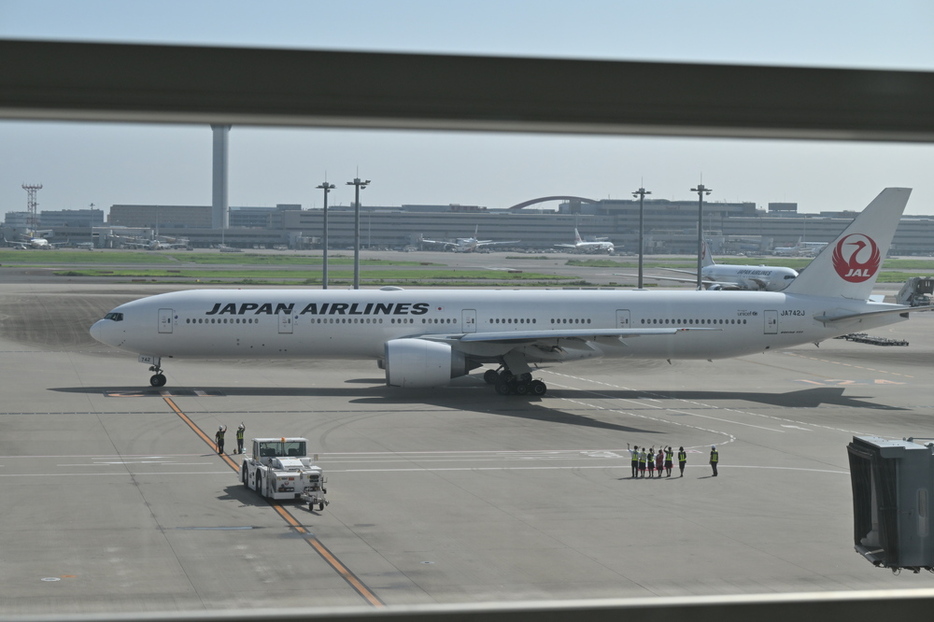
<box><xmin>506</xmin><ymin>196</ymin><xmax>599</xmax><ymax>210</ymax></box>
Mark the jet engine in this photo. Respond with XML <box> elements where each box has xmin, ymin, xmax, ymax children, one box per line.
<box><xmin>384</xmin><ymin>338</ymin><xmax>470</xmax><ymax>388</ymax></box>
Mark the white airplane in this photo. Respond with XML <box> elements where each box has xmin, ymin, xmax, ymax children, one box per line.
<box><xmin>3</xmin><ymin>234</ymin><xmax>52</xmax><ymax>249</ymax></box>
<box><xmin>555</xmin><ymin>228</ymin><xmax>614</xmax><ymax>254</ymax></box>
<box><xmin>421</xmin><ymin>226</ymin><xmax>519</xmax><ymax>253</ymax></box>
<box><xmin>625</xmin><ymin>242</ymin><xmax>799</xmax><ymax>291</ymax></box>
<box><xmin>91</xmin><ymin>188</ymin><xmax>927</xmax><ymax>396</ymax></box>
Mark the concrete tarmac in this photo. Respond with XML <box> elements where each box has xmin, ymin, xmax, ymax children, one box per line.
<box><xmin>2</xmin><ymin>278</ymin><xmax>934</xmax><ymax>616</ymax></box>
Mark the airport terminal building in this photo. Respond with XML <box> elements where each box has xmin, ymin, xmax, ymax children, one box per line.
<box><xmin>14</xmin><ymin>198</ymin><xmax>934</xmax><ymax>255</ymax></box>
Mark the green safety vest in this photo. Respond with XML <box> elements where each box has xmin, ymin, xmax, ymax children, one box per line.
<box><xmin>710</xmin><ymin>450</ymin><xmax>718</xmax><ymax>463</ymax></box>
<box><xmin>237</xmin><ymin>429</ymin><xmax>244</xmax><ymax>441</ymax></box>
<box><xmin>678</xmin><ymin>451</ymin><xmax>687</xmax><ymax>462</ymax></box>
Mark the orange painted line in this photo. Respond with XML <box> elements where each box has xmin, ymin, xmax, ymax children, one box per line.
<box><xmin>269</xmin><ymin>502</ymin><xmax>385</xmax><ymax>608</ymax></box>
<box><xmin>162</xmin><ymin>396</ymin><xmax>384</xmax><ymax>608</ymax></box>
<box><xmin>163</xmin><ymin>397</ymin><xmax>239</xmax><ymax>470</ymax></box>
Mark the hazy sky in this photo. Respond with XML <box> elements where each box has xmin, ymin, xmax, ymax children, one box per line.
<box><xmin>3</xmin><ymin>0</ymin><xmax>934</xmax><ymax>217</ymax></box>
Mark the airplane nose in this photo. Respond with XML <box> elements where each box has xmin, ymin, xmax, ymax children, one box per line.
<box><xmin>90</xmin><ymin>319</ymin><xmax>108</xmax><ymax>344</ymax></box>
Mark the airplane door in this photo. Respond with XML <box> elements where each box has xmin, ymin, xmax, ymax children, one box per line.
<box><xmin>462</xmin><ymin>309</ymin><xmax>477</xmax><ymax>333</ymax></box>
<box><xmin>764</xmin><ymin>310</ymin><xmax>778</xmax><ymax>334</ymax></box>
<box><xmin>158</xmin><ymin>308</ymin><xmax>174</xmax><ymax>334</ymax></box>
<box><xmin>278</xmin><ymin>313</ymin><xmax>293</xmax><ymax>334</ymax></box>
<box><xmin>616</xmin><ymin>309</ymin><xmax>631</xmax><ymax>328</ymax></box>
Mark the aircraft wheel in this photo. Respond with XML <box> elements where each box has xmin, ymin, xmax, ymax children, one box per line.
<box><xmin>150</xmin><ymin>374</ymin><xmax>166</xmax><ymax>387</ymax></box>
<box><xmin>529</xmin><ymin>380</ymin><xmax>547</xmax><ymax>396</ymax></box>
<box><xmin>494</xmin><ymin>380</ymin><xmax>511</xmax><ymax>396</ymax></box>
<box><xmin>483</xmin><ymin>369</ymin><xmax>499</xmax><ymax>384</ymax></box>
<box><xmin>515</xmin><ymin>382</ymin><xmax>529</xmax><ymax>396</ymax></box>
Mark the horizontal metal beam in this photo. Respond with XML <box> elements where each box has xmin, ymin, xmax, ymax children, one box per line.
<box><xmin>15</xmin><ymin>589</ymin><xmax>934</xmax><ymax>622</ymax></box>
<box><xmin>3</xmin><ymin>40</ymin><xmax>934</xmax><ymax>141</ymax></box>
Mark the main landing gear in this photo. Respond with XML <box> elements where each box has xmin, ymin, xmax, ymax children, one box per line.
<box><xmin>483</xmin><ymin>368</ymin><xmax>547</xmax><ymax>396</ymax></box>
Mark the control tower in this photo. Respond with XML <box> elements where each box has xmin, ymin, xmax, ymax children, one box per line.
<box><xmin>211</xmin><ymin>125</ymin><xmax>230</xmax><ymax>229</ymax></box>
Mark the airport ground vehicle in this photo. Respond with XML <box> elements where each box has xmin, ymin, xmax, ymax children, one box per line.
<box><xmin>240</xmin><ymin>437</ymin><xmax>328</xmax><ymax>510</ymax></box>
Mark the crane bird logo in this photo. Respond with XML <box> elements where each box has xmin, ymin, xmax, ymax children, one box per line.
<box><xmin>831</xmin><ymin>234</ymin><xmax>881</xmax><ymax>282</ymax></box>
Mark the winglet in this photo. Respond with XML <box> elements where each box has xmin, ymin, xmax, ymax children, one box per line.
<box><xmin>783</xmin><ymin>188</ymin><xmax>910</xmax><ymax>300</ymax></box>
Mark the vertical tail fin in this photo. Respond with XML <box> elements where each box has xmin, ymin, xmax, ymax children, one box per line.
<box><xmin>701</xmin><ymin>241</ymin><xmax>716</xmax><ymax>267</ymax></box>
<box><xmin>783</xmin><ymin>188</ymin><xmax>910</xmax><ymax>300</ymax></box>
<box><xmin>574</xmin><ymin>228</ymin><xmax>583</xmax><ymax>244</ymax></box>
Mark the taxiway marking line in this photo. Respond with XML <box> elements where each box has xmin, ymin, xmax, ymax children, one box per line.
<box><xmin>162</xmin><ymin>396</ymin><xmax>384</xmax><ymax>609</ymax></box>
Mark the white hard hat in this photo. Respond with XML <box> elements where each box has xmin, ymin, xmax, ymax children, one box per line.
<box><xmin>219</xmin><ymin>426</ymin><xmax>224</xmax><ymax>431</ymax></box>
<box><xmin>711</xmin><ymin>445</ymin><xmax>716</xmax><ymax>450</ymax></box>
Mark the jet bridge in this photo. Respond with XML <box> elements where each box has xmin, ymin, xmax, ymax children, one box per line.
<box><xmin>847</xmin><ymin>436</ymin><xmax>934</xmax><ymax>573</ymax></box>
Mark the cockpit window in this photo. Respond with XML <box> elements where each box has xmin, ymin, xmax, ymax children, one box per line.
<box><xmin>104</xmin><ymin>312</ymin><xmax>124</xmax><ymax>321</ymax></box>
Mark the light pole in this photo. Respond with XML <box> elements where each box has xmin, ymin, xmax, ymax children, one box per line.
<box><xmin>316</xmin><ymin>181</ymin><xmax>335</xmax><ymax>289</ymax></box>
<box><xmin>346</xmin><ymin>177</ymin><xmax>370</xmax><ymax>289</ymax></box>
<box><xmin>691</xmin><ymin>183</ymin><xmax>712</xmax><ymax>290</ymax></box>
<box><xmin>632</xmin><ymin>185</ymin><xmax>651</xmax><ymax>289</ymax></box>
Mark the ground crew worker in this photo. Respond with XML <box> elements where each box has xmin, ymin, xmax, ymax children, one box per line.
<box><xmin>664</xmin><ymin>446</ymin><xmax>673</xmax><ymax>477</ymax></box>
<box><xmin>655</xmin><ymin>448</ymin><xmax>664</xmax><ymax>478</ymax></box>
<box><xmin>678</xmin><ymin>446</ymin><xmax>687</xmax><ymax>477</ymax></box>
<box><xmin>236</xmin><ymin>423</ymin><xmax>245</xmax><ymax>455</ymax></box>
<box><xmin>627</xmin><ymin>443</ymin><xmax>639</xmax><ymax>478</ymax></box>
<box><xmin>215</xmin><ymin>425</ymin><xmax>227</xmax><ymax>454</ymax></box>
<box><xmin>638</xmin><ymin>448</ymin><xmax>647</xmax><ymax>478</ymax></box>
<box><xmin>647</xmin><ymin>447</ymin><xmax>655</xmax><ymax>478</ymax></box>
<box><xmin>710</xmin><ymin>445</ymin><xmax>719</xmax><ymax>476</ymax></box>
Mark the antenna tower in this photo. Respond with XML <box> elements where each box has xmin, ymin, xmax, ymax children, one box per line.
<box><xmin>22</xmin><ymin>183</ymin><xmax>43</xmax><ymax>230</ymax></box>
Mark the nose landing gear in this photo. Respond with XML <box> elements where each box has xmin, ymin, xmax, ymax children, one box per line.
<box><xmin>147</xmin><ymin>358</ymin><xmax>166</xmax><ymax>387</ymax></box>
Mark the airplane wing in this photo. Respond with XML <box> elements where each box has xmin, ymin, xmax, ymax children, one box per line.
<box><xmin>423</xmin><ymin>326</ymin><xmax>718</xmax><ymax>348</ymax></box>
<box><xmin>615</xmin><ymin>273</ymin><xmax>747</xmax><ymax>290</ymax></box>
<box><xmin>421</xmin><ymin>238</ymin><xmax>456</xmax><ymax>248</ymax></box>
<box><xmin>660</xmin><ymin>268</ymin><xmax>700</xmax><ymax>277</ymax></box>
<box><xmin>476</xmin><ymin>240</ymin><xmax>520</xmax><ymax>247</ymax></box>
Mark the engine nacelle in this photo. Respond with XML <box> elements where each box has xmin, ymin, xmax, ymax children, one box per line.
<box><xmin>384</xmin><ymin>338</ymin><xmax>469</xmax><ymax>388</ymax></box>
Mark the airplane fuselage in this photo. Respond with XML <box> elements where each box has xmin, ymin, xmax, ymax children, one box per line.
<box><xmin>701</xmin><ymin>264</ymin><xmax>798</xmax><ymax>291</ymax></box>
<box><xmin>91</xmin><ymin>287</ymin><xmax>900</xmax><ymax>364</ymax></box>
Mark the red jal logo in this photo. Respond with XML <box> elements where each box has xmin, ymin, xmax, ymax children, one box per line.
<box><xmin>831</xmin><ymin>234</ymin><xmax>881</xmax><ymax>282</ymax></box>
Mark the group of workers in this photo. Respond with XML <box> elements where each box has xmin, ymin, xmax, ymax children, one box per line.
<box><xmin>215</xmin><ymin>423</ymin><xmax>246</xmax><ymax>455</ymax></box>
<box><xmin>627</xmin><ymin>443</ymin><xmax>719</xmax><ymax>478</ymax></box>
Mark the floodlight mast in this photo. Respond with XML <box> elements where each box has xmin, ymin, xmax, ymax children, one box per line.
<box><xmin>691</xmin><ymin>183</ymin><xmax>712</xmax><ymax>290</ymax></box>
<box><xmin>316</xmin><ymin>181</ymin><xmax>335</xmax><ymax>289</ymax></box>
<box><xmin>346</xmin><ymin>177</ymin><xmax>370</xmax><ymax>289</ymax></box>
<box><xmin>632</xmin><ymin>185</ymin><xmax>651</xmax><ymax>289</ymax></box>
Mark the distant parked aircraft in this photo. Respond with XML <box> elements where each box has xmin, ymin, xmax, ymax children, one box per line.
<box><xmin>623</xmin><ymin>242</ymin><xmax>798</xmax><ymax>291</ymax></box>
<box><xmin>555</xmin><ymin>228</ymin><xmax>614</xmax><ymax>254</ymax></box>
<box><xmin>421</xmin><ymin>226</ymin><xmax>519</xmax><ymax>252</ymax></box>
